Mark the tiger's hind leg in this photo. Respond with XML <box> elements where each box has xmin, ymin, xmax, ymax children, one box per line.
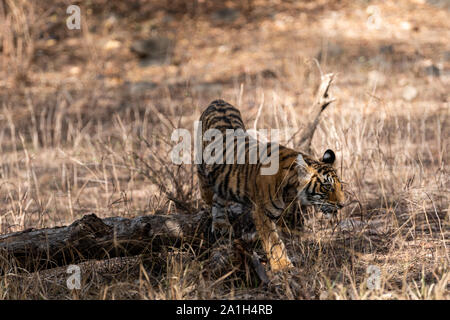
<box><xmin>197</xmin><ymin>166</ymin><xmax>214</xmax><ymax>206</ymax></box>
<box><xmin>252</xmin><ymin>206</ymin><xmax>293</xmax><ymax>272</ymax></box>
<box><xmin>197</xmin><ymin>165</ymin><xmax>232</xmax><ymax>238</ymax></box>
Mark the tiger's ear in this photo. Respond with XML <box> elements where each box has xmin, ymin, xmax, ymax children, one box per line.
<box><xmin>322</xmin><ymin>149</ymin><xmax>335</xmax><ymax>165</ymax></box>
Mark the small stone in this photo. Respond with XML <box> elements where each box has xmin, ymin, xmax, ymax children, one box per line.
<box><xmin>211</xmin><ymin>8</ymin><xmax>240</xmax><ymax>23</ymax></box>
<box><xmin>402</xmin><ymin>85</ymin><xmax>418</xmax><ymax>101</ymax></box>
<box><xmin>400</xmin><ymin>21</ymin><xmax>412</xmax><ymax>30</ymax></box>
<box><xmin>69</xmin><ymin>66</ymin><xmax>80</xmax><ymax>75</ymax></box>
<box><xmin>218</xmin><ymin>45</ymin><xmax>229</xmax><ymax>53</ymax></box>
<box><xmin>261</xmin><ymin>69</ymin><xmax>277</xmax><ymax>79</ymax></box>
<box><xmin>45</xmin><ymin>39</ymin><xmax>57</xmax><ymax>47</ymax></box>
<box><xmin>425</xmin><ymin>64</ymin><xmax>440</xmax><ymax>77</ymax></box>
<box><xmin>130</xmin><ymin>37</ymin><xmax>173</xmax><ymax>65</ymax></box>
<box><xmin>379</xmin><ymin>44</ymin><xmax>394</xmax><ymax>55</ymax></box>
<box><xmin>104</xmin><ymin>39</ymin><xmax>121</xmax><ymax>51</ymax></box>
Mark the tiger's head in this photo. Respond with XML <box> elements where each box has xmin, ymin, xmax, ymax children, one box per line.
<box><xmin>296</xmin><ymin>149</ymin><xmax>345</xmax><ymax>218</ymax></box>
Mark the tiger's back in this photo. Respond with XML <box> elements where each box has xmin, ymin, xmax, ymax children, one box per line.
<box><xmin>197</xmin><ymin>100</ymin><xmax>298</xmax><ymax>211</ymax></box>
<box><xmin>197</xmin><ymin>99</ymin><xmax>255</xmax><ymax>207</ymax></box>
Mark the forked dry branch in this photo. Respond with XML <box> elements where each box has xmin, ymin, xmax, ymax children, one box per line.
<box><xmin>298</xmin><ymin>73</ymin><xmax>336</xmax><ymax>154</ymax></box>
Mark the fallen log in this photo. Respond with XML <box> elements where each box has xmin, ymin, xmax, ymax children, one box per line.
<box><xmin>0</xmin><ymin>211</ymin><xmax>211</xmax><ymax>272</ymax></box>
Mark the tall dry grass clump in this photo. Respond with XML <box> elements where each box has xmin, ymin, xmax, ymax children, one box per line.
<box><xmin>0</xmin><ymin>0</ymin><xmax>42</xmax><ymax>86</ymax></box>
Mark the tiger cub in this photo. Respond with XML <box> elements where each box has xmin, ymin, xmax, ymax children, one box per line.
<box><xmin>197</xmin><ymin>99</ymin><xmax>345</xmax><ymax>271</ymax></box>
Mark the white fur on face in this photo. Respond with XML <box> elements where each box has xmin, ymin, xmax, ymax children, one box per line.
<box><xmin>296</xmin><ymin>153</ymin><xmax>312</xmax><ymax>189</ymax></box>
<box><xmin>296</xmin><ymin>154</ymin><xmax>313</xmax><ymax>203</ymax></box>
<box><xmin>296</xmin><ymin>153</ymin><xmax>307</xmax><ymax>168</ymax></box>
<box><xmin>298</xmin><ymin>188</ymin><xmax>310</xmax><ymax>205</ymax></box>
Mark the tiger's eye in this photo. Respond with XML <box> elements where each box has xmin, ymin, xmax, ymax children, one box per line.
<box><xmin>323</xmin><ymin>183</ymin><xmax>333</xmax><ymax>192</ymax></box>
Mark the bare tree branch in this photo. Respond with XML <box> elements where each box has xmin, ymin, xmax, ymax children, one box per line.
<box><xmin>298</xmin><ymin>73</ymin><xmax>336</xmax><ymax>154</ymax></box>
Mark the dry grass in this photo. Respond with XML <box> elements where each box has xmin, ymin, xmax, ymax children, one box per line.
<box><xmin>0</xmin><ymin>0</ymin><xmax>448</xmax><ymax>299</ymax></box>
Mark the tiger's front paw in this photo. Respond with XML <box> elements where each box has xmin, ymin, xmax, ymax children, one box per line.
<box><xmin>270</xmin><ymin>256</ymin><xmax>294</xmax><ymax>273</ymax></box>
<box><xmin>266</xmin><ymin>242</ymin><xmax>294</xmax><ymax>272</ymax></box>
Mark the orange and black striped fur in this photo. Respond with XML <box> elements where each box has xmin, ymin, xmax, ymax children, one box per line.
<box><xmin>197</xmin><ymin>99</ymin><xmax>345</xmax><ymax>271</ymax></box>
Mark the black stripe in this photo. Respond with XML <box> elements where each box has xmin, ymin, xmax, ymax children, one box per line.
<box><xmin>212</xmin><ymin>125</ymin><xmax>234</xmax><ymax>132</ymax></box>
<box><xmin>207</xmin><ymin>115</ymin><xmax>232</xmax><ymax>128</ymax></box>
<box><xmin>244</xmin><ymin>163</ymin><xmax>249</xmax><ymax>194</ymax></box>
<box><xmin>236</xmin><ymin>164</ymin><xmax>244</xmax><ymax>198</ymax></box>
<box><xmin>251</xmin><ymin>164</ymin><xmax>259</xmax><ymax>195</ymax></box>
<box><xmin>269</xmin><ymin>190</ymin><xmax>283</xmax><ymax>211</ymax></box>
<box><xmin>208</xmin><ymin>164</ymin><xmax>223</xmax><ymax>180</ymax></box>
<box><xmin>221</xmin><ymin>165</ymin><xmax>233</xmax><ymax>198</ymax></box>
<box><xmin>212</xmin><ymin>202</ymin><xmax>225</xmax><ymax>208</ymax></box>
<box><xmin>264</xmin><ymin>208</ymin><xmax>280</xmax><ymax>220</ymax></box>
<box><xmin>226</xmin><ymin>112</ymin><xmax>245</xmax><ymax>125</ymax></box>
<box><xmin>305</xmin><ymin>181</ymin><xmax>312</xmax><ymax>194</ymax></box>
<box><xmin>279</xmin><ymin>151</ymin><xmax>297</xmax><ymax>163</ymax></box>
